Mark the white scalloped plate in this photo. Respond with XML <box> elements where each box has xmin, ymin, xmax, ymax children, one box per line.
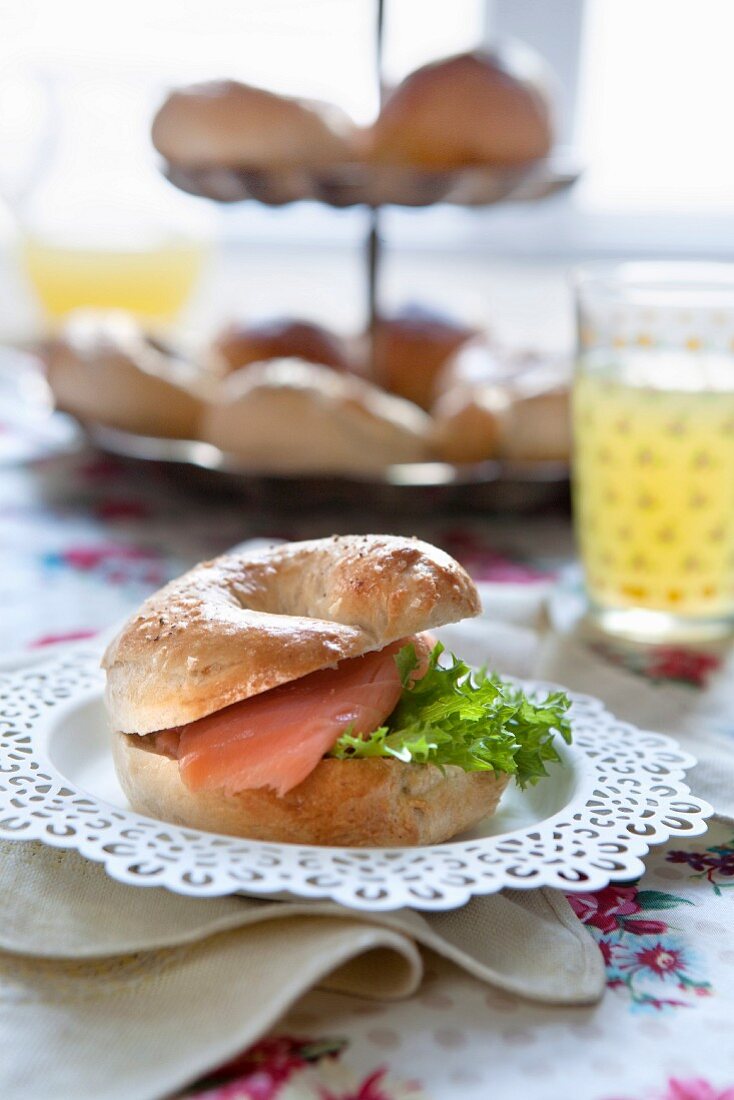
<box><xmin>0</xmin><ymin>649</ymin><xmax>713</xmax><ymax>911</ymax></box>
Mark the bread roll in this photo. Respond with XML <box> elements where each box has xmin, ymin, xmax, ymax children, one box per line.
<box><xmin>114</xmin><ymin>737</ymin><xmax>509</xmax><ymax>846</ymax></box>
<box><xmin>152</xmin><ymin>80</ymin><xmax>355</xmax><ymax>168</ymax></box>
<box><xmin>369</xmin><ymin>307</ymin><xmax>478</xmax><ymax>410</ymax></box>
<box><xmin>494</xmin><ymin>351</ymin><xmax>571</xmax><ymax>462</ymax></box>
<box><xmin>200</xmin><ymin>359</ymin><xmax>431</xmax><ymax>472</ymax></box>
<box><xmin>103</xmin><ymin>534</ymin><xmax>480</xmax><ymax>733</ymax></box>
<box><xmin>106</xmin><ymin>535</ymin><xmax>502</xmax><ymax>845</ymax></box>
<box><xmin>431</xmin><ymin>385</ymin><xmax>510</xmax><ymax>464</ymax></box>
<box><xmin>498</xmin><ymin>386</ymin><xmax>570</xmax><ymax>463</ymax></box>
<box><xmin>209</xmin><ymin>318</ymin><xmax>351</xmax><ymax>375</ymax></box>
<box><xmin>44</xmin><ymin>310</ymin><xmax>205</xmax><ymax>439</ymax></box>
<box><xmin>432</xmin><ymin>343</ymin><xmax>572</xmax><ymax>463</ymax></box>
<box><xmin>369</xmin><ymin>48</ymin><xmax>553</xmax><ymax>169</ymax></box>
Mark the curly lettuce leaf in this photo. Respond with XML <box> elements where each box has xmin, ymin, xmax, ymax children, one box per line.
<box><xmin>330</xmin><ymin>642</ymin><xmax>571</xmax><ymax>787</ymax></box>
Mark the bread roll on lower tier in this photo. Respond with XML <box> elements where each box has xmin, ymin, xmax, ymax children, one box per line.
<box><xmin>432</xmin><ymin>383</ymin><xmax>570</xmax><ymax>465</ymax></box>
<box><xmin>200</xmin><ymin>358</ymin><xmax>431</xmax><ymax>472</ymax></box>
<box><xmin>369</xmin><ymin>48</ymin><xmax>553</xmax><ymax>169</ymax></box>
<box><xmin>114</xmin><ymin>732</ymin><xmax>510</xmax><ymax>846</ymax></box>
<box><xmin>498</xmin><ymin>386</ymin><xmax>571</xmax><ymax>463</ymax></box>
<box><xmin>368</xmin><ymin>307</ymin><xmax>479</xmax><ymax>410</ymax></box>
<box><xmin>152</xmin><ymin>80</ymin><xmax>355</xmax><ymax>168</ymax></box>
<box><xmin>209</xmin><ymin>317</ymin><xmax>351</xmax><ymax>375</ymax></box>
<box><xmin>431</xmin><ymin>385</ymin><xmax>511</xmax><ymax>464</ymax></box>
<box><xmin>432</xmin><ymin>343</ymin><xmax>571</xmax><ymax>463</ymax></box>
<box><xmin>44</xmin><ymin>310</ymin><xmax>206</xmax><ymax>439</ymax></box>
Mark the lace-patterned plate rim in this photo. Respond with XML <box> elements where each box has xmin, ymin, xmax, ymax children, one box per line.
<box><xmin>0</xmin><ymin>648</ymin><xmax>714</xmax><ymax>912</ymax></box>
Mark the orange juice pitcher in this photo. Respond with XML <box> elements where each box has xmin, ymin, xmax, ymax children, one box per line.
<box><xmin>15</xmin><ymin>71</ymin><xmax>211</xmax><ymax>328</ymax></box>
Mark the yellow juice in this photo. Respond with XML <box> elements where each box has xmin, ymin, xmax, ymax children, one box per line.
<box><xmin>573</xmin><ymin>351</ymin><xmax>734</xmax><ymax>619</ymax></box>
<box><xmin>20</xmin><ymin>236</ymin><xmax>206</xmax><ymax>325</ymax></box>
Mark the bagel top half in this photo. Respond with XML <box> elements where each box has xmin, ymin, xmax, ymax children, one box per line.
<box><xmin>103</xmin><ymin>535</ymin><xmax>480</xmax><ymax>735</ymax></box>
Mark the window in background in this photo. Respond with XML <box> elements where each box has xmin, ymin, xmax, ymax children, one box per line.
<box><xmin>0</xmin><ymin>0</ymin><xmax>484</xmax><ymax>235</ymax></box>
<box><xmin>1</xmin><ymin>0</ymin><xmax>730</xmax><ymax>257</ymax></box>
<box><xmin>577</xmin><ymin>0</ymin><xmax>734</xmax><ymax>214</ymax></box>
<box><xmin>470</xmin><ymin>0</ymin><xmax>734</xmax><ymax>257</ymax></box>
<box><xmin>0</xmin><ymin>0</ymin><xmax>486</xmax><ymax>334</ymax></box>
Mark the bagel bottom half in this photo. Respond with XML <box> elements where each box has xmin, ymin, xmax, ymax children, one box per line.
<box><xmin>113</xmin><ymin>731</ymin><xmax>509</xmax><ymax>847</ymax></box>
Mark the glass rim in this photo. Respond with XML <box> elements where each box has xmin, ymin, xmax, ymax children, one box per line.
<box><xmin>572</xmin><ymin>261</ymin><xmax>734</xmax><ymax>300</ymax></box>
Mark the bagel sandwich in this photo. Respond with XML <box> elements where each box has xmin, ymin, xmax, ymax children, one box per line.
<box><xmin>104</xmin><ymin>536</ymin><xmax>571</xmax><ymax>846</ymax></box>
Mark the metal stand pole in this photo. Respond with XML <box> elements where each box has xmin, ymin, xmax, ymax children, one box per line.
<box><xmin>367</xmin><ymin>0</ymin><xmax>385</xmax><ymax>355</ymax></box>
<box><xmin>367</xmin><ymin>206</ymin><xmax>382</xmax><ymax>335</ymax></box>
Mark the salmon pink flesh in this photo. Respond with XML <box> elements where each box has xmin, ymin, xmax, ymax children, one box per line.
<box><xmin>160</xmin><ymin>634</ymin><xmax>432</xmax><ymax>796</ymax></box>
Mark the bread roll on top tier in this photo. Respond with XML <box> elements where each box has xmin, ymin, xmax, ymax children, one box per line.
<box><xmin>152</xmin><ymin>80</ymin><xmax>355</xmax><ymax>168</ymax></box>
<box><xmin>369</xmin><ymin>48</ymin><xmax>553</xmax><ymax>169</ymax></box>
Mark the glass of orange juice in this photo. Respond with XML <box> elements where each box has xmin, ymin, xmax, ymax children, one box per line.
<box><xmin>20</xmin><ymin>235</ymin><xmax>208</xmax><ymax>327</ymax></box>
<box><xmin>573</xmin><ymin>263</ymin><xmax>734</xmax><ymax>641</ymax></box>
<box><xmin>13</xmin><ymin>70</ymin><xmax>211</xmax><ymax>329</ymax></box>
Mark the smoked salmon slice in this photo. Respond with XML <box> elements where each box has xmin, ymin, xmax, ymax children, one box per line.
<box><xmin>175</xmin><ymin>634</ymin><xmax>430</xmax><ymax>797</ymax></box>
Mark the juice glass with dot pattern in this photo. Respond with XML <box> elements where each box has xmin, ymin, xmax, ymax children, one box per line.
<box><xmin>573</xmin><ymin>263</ymin><xmax>734</xmax><ymax>641</ymax></box>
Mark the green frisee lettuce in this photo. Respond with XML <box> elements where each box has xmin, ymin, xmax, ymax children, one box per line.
<box><xmin>329</xmin><ymin>642</ymin><xmax>571</xmax><ymax>787</ymax></box>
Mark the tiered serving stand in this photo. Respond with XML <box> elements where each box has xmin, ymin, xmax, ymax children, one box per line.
<box><xmin>92</xmin><ymin>0</ymin><xmax>579</xmax><ymax>512</ymax></box>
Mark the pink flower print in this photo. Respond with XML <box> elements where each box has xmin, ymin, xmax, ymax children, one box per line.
<box><xmin>568</xmin><ymin>885</ymin><xmax>641</xmax><ymax>932</ymax></box>
<box><xmin>667</xmin><ymin>837</ymin><xmax>734</xmax><ymax>895</ymax></box>
<box><xmin>646</xmin><ymin>647</ymin><xmax>720</xmax><ymax>688</ymax></box>
<box><xmin>95</xmin><ymin>499</ymin><xmax>152</xmax><ymax>521</ymax></box>
<box><xmin>667</xmin><ymin>850</ymin><xmax>711</xmax><ymax>872</ymax></box>
<box><xmin>569</xmin><ymin>886</ymin><xmax>709</xmax><ymax>1010</ymax></box>
<box><xmin>77</xmin><ymin>457</ymin><xmax>126</xmax><ymax>481</ymax></box>
<box><xmin>321</xmin><ymin>1067</ymin><xmax>392</xmax><ymax>1100</ymax></box>
<box><xmin>568</xmin><ymin>884</ymin><xmax>693</xmax><ymax>936</ymax></box>
<box><xmin>601</xmin><ymin>1078</ymin><xmax>734</xmax><ymax>1100</ymax></box>
<box><xmin>610</xmin><ymin>933</ymin><xmax>712</xmax><ymax>1008</ymax></box>
<box><xmin>42</xmin><ymin>543</ymin><xmax>168</xmax><ymax>589</ymax></box>
<box><xmin>61</xmin><ymin>544</ymin><xmax>156</xmax><ymax>570</ymax></box>
<box><xmin>663</xmin><ymin>1080</ymin><xmax>734</xmax><ymax>1100</ymax></box>
<box><xmin>187</xmin><ymin>1037</ymin><xmax>346</xmax><ymax>1099</ymax></box>
<box><xmin>625</xmin><ymin>919</ymin><xmax>668</xmax><ymax>936</ymax></box>
<box><xmin>437</xmin><ymin>529</ymin><xmax>553</xmax><ymax>584</ymax></box>
<box><xmin>632</xmin><ymin>943</ymin><xmax>686</xmax><ymax>977</ymax></box>
<box><xmin>29</xmin><ymin>629</ymin><xmax>98</xmax><ymax>649</ymax></box>
<box><xmin>590</xmin><ymin>639</ymin><xmax>720</xmax><ymax>689</ymax></box>
<box><xmin>598</xmin><ymin>938</ymin><xmax>615</xmax><ymax>967</ymax></box>
<box><xmin>182</xmin><ymin>1037</ymin><xmax>427</xmax><ymax>1100</ymax></box>
<box><xmin>466</xmin><ymin>554</ymin><xmax>551</xmax><ymax>584</ymax></box>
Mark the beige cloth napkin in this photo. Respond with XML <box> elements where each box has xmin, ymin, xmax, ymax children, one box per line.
<box><xmin>0</xmin><ymin>841</ymin><xmax>604</xmax><ymax>1100</ymax></box>
<box><xmin>0</xmin><ymin>593</ymin><xmax>606</xmax><ymax>1100</ymax></box>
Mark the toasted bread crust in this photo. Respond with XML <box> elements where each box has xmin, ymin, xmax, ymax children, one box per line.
<box><xmin>113</xmin><ymin>731</ymin><xmax>509</xmax><ymax>846</ymax></box>
<box><xmin>102</xmin><ymin>535</ymin><xmax>480</xmax><ymax>734</ymax></box>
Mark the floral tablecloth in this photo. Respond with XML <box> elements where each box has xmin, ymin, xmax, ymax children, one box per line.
<box><xmin>2</xmin><ymin>403</ymin><xmax>734</xmax><ymax>1100</ymax></box>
